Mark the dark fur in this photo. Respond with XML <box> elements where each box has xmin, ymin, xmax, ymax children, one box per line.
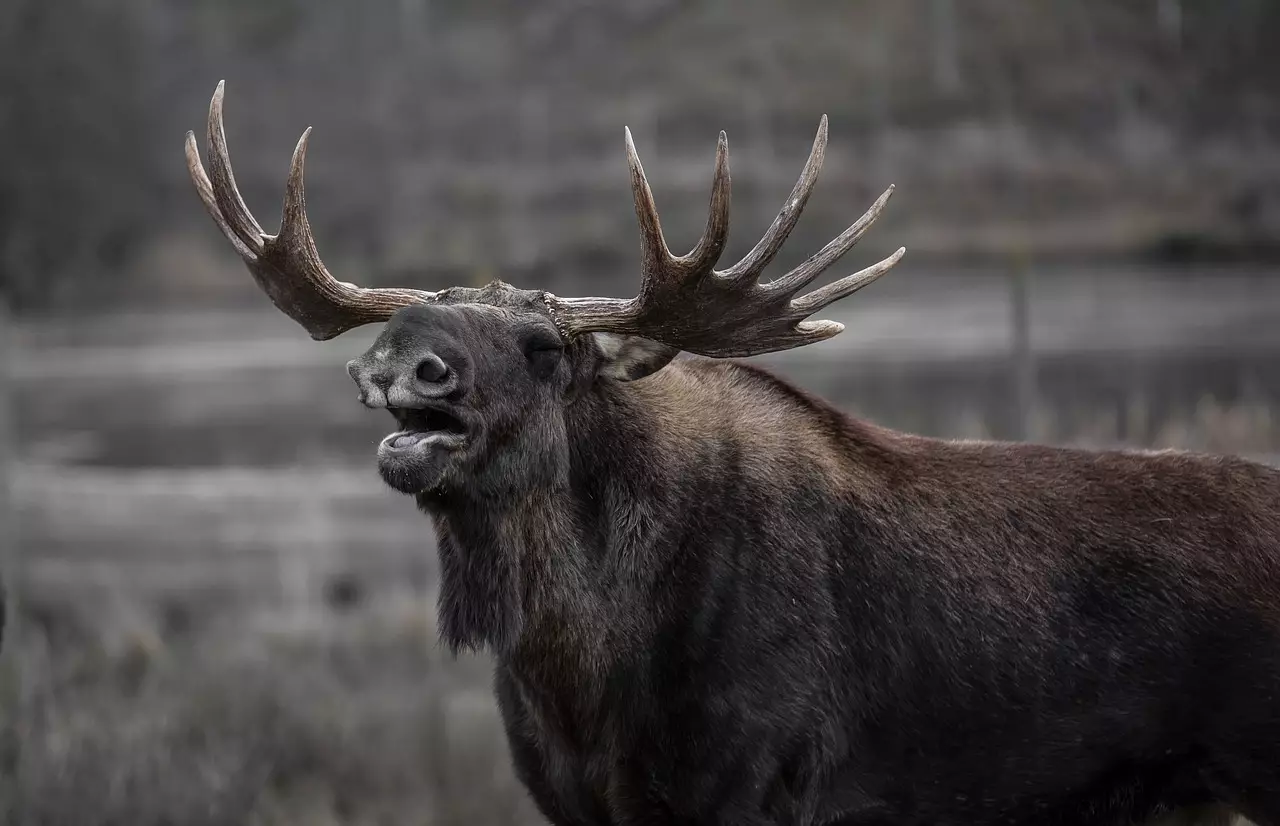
<box><xmin>347</xmin><ymin>293</ymin><xmax>1280</xmax><ymax>826</ymax></box>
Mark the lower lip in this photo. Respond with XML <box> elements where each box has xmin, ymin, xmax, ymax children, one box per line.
<box><xmin>379</xmin><ymin>430</ymin><xmax>466</xmax><ymax>452</ymax></box>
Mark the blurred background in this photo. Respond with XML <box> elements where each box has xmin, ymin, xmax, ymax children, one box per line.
<box><xmin>3</xmin><ymin>1</ymin><xmax>1280</xmax><ymax>823</ymax></box>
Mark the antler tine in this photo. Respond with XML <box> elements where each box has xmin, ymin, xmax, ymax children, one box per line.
<box><xmin>186</xmin><ymin>131</ymin><xmax>257</xmax><ymax>261</ymax></box>
<box><xmin>625</xmin><ymin>127</ymin><xmax>731</xmax><ymax>284</ymax></box>
<box><xmin>683</xmin><ymin>130</ymin><xmax>731</xmax><ymax>276</ymax></box>
<box><xmin>186</xmin><ymin>81</ymin><xmax>438</xmax><ymax>340</ymax></box>
<box><xmin>624</xmin><ymin>126</ymin><xmax>669</xmax><ymax>277</ymax></box>
<box><xmin>766</xmin><ymin>183</ymin><xmax>896</xmax><ymax>298</ymax></box>
<box><xmin>546</xmin><ymin>116</ymin><xmax>905</xmax><ymax>359</ymax></box>
<box><xmin>790</xmin><ymin>246</ymin><xmax>907</xmax><ymax>324</ymax></box>
<box><xmin>275</xmin><ymin>125</ymin><xmax>356</xmax><ymax>309</ymax></box>
<box><xmin>720</xmin><ymin>115</ymin><xmax>827</xmax><ymax>286</ymax></box>
<box><xmin>206</xmin><ymin>81</ymin><xmax>265</xmax><ymax>251</ymax></box>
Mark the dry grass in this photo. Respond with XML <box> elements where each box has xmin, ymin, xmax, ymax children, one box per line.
<box><xmin>5</xmin><ymin>592</ymin><xmax>540</xmax><ymax>826</ymax></box>
<box><xmin>1032</xmin><ymin>395</ymin><xmax>1278</xmax><ymax>459</ymax></box>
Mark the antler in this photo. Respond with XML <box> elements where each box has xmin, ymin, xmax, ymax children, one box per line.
<box><xmin>544</xmin><ymin>117</ymin><xmax>905</xmax><ymax>358</ymax></box>
<box><xmin>187</xmin><ymin>82</ymin><xmax>901</xmax><ymax>355</ymax></box>
<box><xmin>185</xmin><ymin>81</ymin><xmax>437</xmax><ymax>341</ymax></box>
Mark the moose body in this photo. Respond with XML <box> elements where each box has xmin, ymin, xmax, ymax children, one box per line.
<box><xmin>432</xmin><ymin>348</ymin><xmax>1280</xmax><ymax>826</ymax></box>
<box><xmin>186</xmin><ymin>82</ymin><xmax>1280</xmax><ymax>825</ymax></box>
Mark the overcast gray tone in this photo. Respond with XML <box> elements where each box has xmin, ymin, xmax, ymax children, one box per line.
<box><xmin>3</xmin><ymin>1</ymin><xmax>1280</xmax><ymax>824</ymax></box>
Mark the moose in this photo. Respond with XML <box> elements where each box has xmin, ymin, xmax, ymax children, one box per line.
<box><xmin>186</xmin><ymin>82</ymin><xmax>1279</xmax><ymax>826</ymax></box>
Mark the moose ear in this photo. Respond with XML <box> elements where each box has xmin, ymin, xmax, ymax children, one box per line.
<box><xmin>593</xmin><ymin>333</ymin><xmax>680</xmax><ymax>382</ymax></box>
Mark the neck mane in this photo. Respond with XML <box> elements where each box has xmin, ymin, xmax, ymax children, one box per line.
<box><xmin>417</xmin><ymin>372</ymin><xmax>672</xmax><ymax>660</ymax></box>
<box><xmin>417</xmin><ymin>358</ymin><xmax>890</xmax><ymax>666</ymax></box>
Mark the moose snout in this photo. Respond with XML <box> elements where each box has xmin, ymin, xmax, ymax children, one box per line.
<box><xmin>347</xmin><ymin>349</ymin><xmax>459</xmax><ymax>409</ymax></box>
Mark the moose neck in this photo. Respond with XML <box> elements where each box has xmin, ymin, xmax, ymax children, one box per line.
<box><xmin>418</xmin><ymin>377</ymin><xmax>673</xmax><ymax>664</ymax></box>
<box><xmin>418</xmin><ymin>359</ymin><xmax>892</xmax><ymax>674</ymax></box>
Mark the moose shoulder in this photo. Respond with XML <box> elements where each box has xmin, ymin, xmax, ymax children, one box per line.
<box><xmin>186</xmin><ymin>81</ymin><xmax>1280</xmax><ymax>826</ymax></box>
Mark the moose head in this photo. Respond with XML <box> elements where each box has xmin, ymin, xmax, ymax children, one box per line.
<box><xmin>185</xmin><ymin>81</ymin><xmax>903</xmax><ymax>504</ymax></box>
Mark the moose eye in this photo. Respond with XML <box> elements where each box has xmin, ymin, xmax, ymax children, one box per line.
<box><xmin>522</xmin><ymin>330</ymin><xmax>563</xmax><ymax>355</ymax></box>
<box><xmin>523</xmin><ymin>331</ymin><xmax>564</xmax><ymax>377</ymax></box>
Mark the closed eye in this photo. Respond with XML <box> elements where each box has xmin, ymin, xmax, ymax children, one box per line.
<box><xmin>524</xmin><ymin>332</ymin><xmax>564</xmax><ymax>378</ymax></box>
<box><xmin>523</xmin><ymin>334</ymin><xmax>564</xmax><ymax>357</ymax></box>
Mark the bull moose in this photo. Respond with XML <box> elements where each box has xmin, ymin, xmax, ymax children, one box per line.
<box><xmin>186</xmin><ymin>82</ymin><xmax>1279</xmax><ymax>826</ymax></box>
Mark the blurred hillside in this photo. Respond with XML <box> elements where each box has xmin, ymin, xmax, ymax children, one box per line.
<box><xmin>4</xmin><ymin>0</ymin><xmax>1280</xmax><ymax>313</ymax></box>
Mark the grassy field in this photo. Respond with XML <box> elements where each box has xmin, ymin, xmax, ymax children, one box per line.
<box><xmin>7</xmin><ymin>264</ymin><xmax>1280</xmax><ymax>824</ymax></box>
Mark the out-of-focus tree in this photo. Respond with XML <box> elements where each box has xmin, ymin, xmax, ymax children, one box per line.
<box><xmin>0</xmin><ymin>0</ymin><xmax>158</xmax><ymax>311</ymax></box>
<box><xmin>2</xmin><ymin>0</ymin><xmax>1279</xmax><ymax>311</ymax></box>
<box><xmin>0</xmin><ymin>296</ymin><xmax>17</xmax><ymax>823</ymax></box>
<box><xmin>1157</xmin><ymin>0</ymin><xmax>1183</xmax><ymax>49</ymax></box>
<box><xmin>930</xmin><ymin>0</ymin><xmax>962</xmax><ymax>97</ymax></box>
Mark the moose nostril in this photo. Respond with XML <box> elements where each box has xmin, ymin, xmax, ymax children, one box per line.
<box><xmin>416</xmin><ymin>353</ymin><xmax>450</xmax><ymax>383</ymax></box>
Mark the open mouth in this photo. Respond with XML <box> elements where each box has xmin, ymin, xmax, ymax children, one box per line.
<box><xmin>380</xmin><ymin>405</ymin><xmax>470</xmax><ymax>452</ymax></box>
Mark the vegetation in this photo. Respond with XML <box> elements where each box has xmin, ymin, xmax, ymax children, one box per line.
<box><xmin>7</xmin><ymin>593</ymin><xmax>539</xmax><ymax>826</ymax></box>
<box><xmin>4</xmin><ymin>0</ymin><xmax>1280</xmax><ymax>311</ymax></box>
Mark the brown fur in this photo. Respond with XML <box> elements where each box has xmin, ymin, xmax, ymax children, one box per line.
<box><xmin>344</xmin><ymin>301</ymin><xmax>1280</xmax><ymax>826</ymax></box>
